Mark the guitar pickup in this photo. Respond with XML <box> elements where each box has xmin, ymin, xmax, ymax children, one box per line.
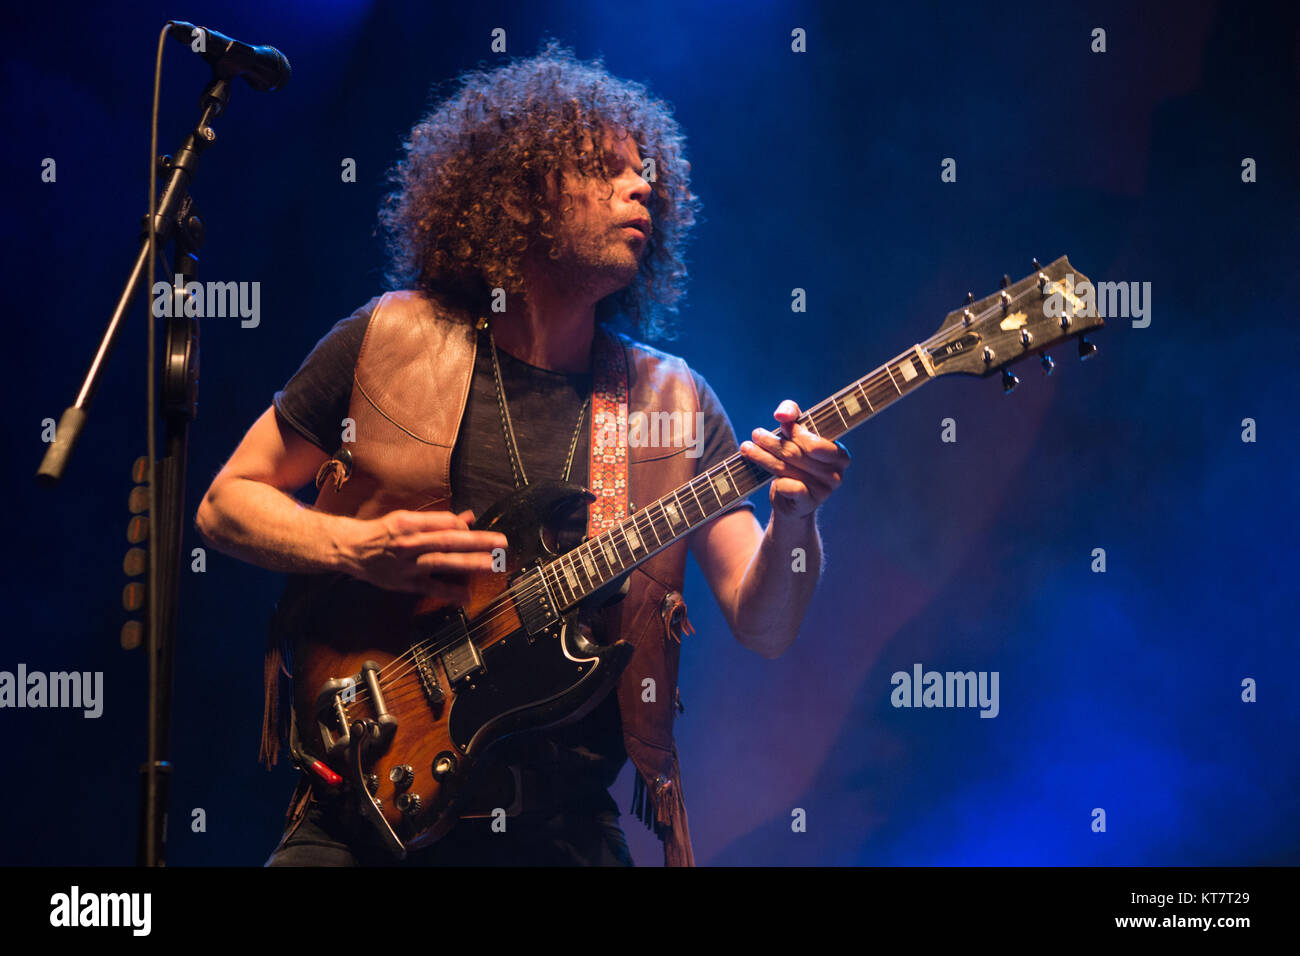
<box><xmin>510</xmin><ymin>567</ymin><xmax>558</xmax><ymax>638</ymax></box>
<box><xmin>441</xmin><ymin>639</ymin><xmax>485</xmax><ymax>684</ymax></box>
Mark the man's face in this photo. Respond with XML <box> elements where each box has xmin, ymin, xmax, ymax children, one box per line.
<box><xmin>541</xmin><ymin>128</ymin><xmax>653</xmax><ymax>299</ymax></box>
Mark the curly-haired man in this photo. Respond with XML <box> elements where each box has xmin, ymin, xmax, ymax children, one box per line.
<box><xmin>196</xmin><ymin>42</ymin><xmax>849</xmax><ymax>867</ymax></box>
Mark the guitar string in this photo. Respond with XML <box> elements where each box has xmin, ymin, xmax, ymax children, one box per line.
<box><xmin>344</xmin><ymin>280</ymin><xmax>1073</xmax><ymax>706</ymax></box>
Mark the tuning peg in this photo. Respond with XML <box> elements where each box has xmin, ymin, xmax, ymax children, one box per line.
<box><xmin>1000</xmin><ymin>274</ymin><xmax>1011</xmax><ymax>289</ymax></box>
<box><xmin>1001</xmin><ymin>368</ymin><xmax>1019</xmax><ymax>393</ymax></box>
<box><xmin>1077</xmin><ymin>336</ymin><xmax>1098</xmax><ymax>360</ymax></box>
<box><xmin>1032</xmin><ymin>258</ymin><xmax>1042</xmax><ymax>271</ymax></box>
<box><xmin>966</xmin><ymin>291</ymin><xmax>974</xmax><ymax>305</ymax></box>
<box><xmin>1040</xmin><ymin>353</ymin><xmax>1055</xmax><ymax>375</ymax></box>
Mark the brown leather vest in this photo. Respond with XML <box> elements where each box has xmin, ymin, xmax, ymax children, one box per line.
<box><xmin>285</xmin><ymin>290</ymin><xmax>700</xmax><ymax>866</ymax></box>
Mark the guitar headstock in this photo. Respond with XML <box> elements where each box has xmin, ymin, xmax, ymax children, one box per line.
<box><xmin>925</xmin><ymin>256</ymin><xmax>1103</xmax><ymax>390</ymax></box>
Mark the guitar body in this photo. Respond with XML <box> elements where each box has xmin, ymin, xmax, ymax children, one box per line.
<box><xmin>286</xmin><ymin>479</ymin><xmax>634</xmax><ymax>857</ymax></box>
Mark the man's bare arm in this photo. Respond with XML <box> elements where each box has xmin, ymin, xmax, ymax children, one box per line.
<box><xmin>690</xmin><ymin>507</ymin><xmax>822</xmax><ymax>659</ymax></box>
<box><xmin>195</xmin><ymin>406</ymin><xmax>505</xmax><ymax>598</ymax></box>
<box><xmin>688</xmin><ymin>398</ymin><xmax>848</xmax><ymax>658</ymax></box>
<box><xmin>196</xmin><ymin>406</ymin><xmax>346</xmax><ymax>573</ymax></box>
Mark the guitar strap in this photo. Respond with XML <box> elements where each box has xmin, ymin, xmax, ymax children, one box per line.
<box><xmin>586</xmin><ymin>327</ymin><xmax>630</xmax><ymax>535</ymax></box>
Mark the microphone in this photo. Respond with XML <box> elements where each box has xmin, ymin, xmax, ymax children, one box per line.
<box><xmin>167</xmin><ymin>21</ymin><xmax>290</xmax><ymax>92</ymax></box>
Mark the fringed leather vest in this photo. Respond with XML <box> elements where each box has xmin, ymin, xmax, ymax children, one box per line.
<box><xmin>264</xmin><ymin>290</ymin><xmax>700</xmax><ymax>866</ymax></box>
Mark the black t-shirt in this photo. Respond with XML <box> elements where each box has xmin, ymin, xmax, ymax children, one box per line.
<box><xmin>272</xmin><ymin>296</ymin><xmax>754</xmax><ymax>802</ymax></box>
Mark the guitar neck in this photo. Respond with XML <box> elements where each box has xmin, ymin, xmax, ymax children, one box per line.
<box><xmin>535</xmin><ymin>344</ymin><xmax>936</xmax><ymax>611</ymax></box>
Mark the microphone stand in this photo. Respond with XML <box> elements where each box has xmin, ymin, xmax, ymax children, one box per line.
<box><xmin>36</xmin><ymin>75</ymin><xmax>231</xmax><ymax>867</ymax></box>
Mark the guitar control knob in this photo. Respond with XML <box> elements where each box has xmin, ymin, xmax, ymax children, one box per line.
<box><xmin>364</xmin><ymin>773</ymin><xmax>379</xmax><ymax>795</ymax></box>
<box><xmin>396</xmin><ymin>792</ymin><xmax>422</xmax><ymax>815</ymax></box>
<box><xmin>1001</xmin><ymin>368</ymin><xmax>1019</xmax><ymax>394</ymax></box>
<box><xmin>388</xmin><ymin>764</ymin><xmax>414</xmax><ymax>790</ymax></box>
<box><xmin>432</xmin><ymin>752</ymin><xmax>458</xmax><ymax>780</ymax></box>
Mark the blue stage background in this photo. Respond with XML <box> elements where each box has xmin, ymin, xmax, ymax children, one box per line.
<box><xmin>3</xmin><ymin>0</ymin><xmax>1296</xmax><ymax>865</ymax></box>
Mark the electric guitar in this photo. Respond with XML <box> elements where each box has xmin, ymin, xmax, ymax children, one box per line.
<box><xmin>285</xmin><ymin>255</ymin><xmax>1102</xmax><ymax>857</ymax></box>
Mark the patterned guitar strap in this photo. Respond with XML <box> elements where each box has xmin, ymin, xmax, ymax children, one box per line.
<box><xmin>587</xmin><ymin>326</ymin><xmax>630</xmax><ymax>537</ymax></box>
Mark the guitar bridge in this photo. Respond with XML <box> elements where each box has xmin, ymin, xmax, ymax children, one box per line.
<box><xmin>411</xmin><ymin>643</ymin><xmax>445</xmax><ymax>708</ymax></box>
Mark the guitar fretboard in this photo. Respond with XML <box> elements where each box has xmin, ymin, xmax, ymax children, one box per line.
<box><xmin>535</xmin><ymin>346</ymin><xmax>933</xmax><ymax>611</ymax></box>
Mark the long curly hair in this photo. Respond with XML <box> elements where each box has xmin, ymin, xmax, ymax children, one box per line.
<box><xmin>378</xmin><ymin>40</ymin><xmax>701</xmax><ymax>342</ymax></box>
